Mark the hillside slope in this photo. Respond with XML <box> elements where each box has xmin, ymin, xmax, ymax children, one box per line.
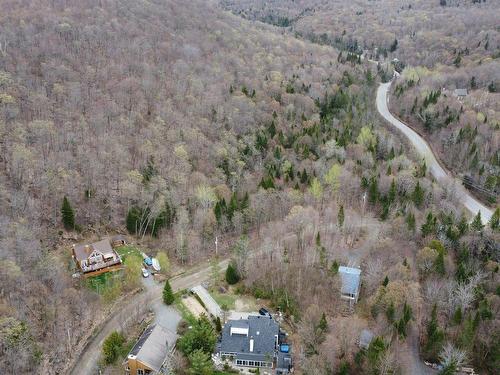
<box><xmin>0</xmin><ymin>1</ymin><xmax>498</xmax><ymax>374</ymax></box>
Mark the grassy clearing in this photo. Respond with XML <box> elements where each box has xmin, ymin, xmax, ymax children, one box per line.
<box><xmin>115</xmin><ymin>245</ymin><xmax>142</xmax><ymax>262</ymax></box>
<box><xmin>209</xmin><ymin>288</ymin><xmax>237</xmax><ymax>310</ymax></box>
<box><xmin>84</xmin><ymin>245</ymin><xmax>144</xmax><ymax>301</ymax></box>
<box><xmin>175</xmin><ymin>294</ymin><xmax>197</xmax><ymax>325</ymax></box>
<box><xmin>85</xmin><ymin>271</ymin><xmax>122</xmax><ymax>295</ymax></box>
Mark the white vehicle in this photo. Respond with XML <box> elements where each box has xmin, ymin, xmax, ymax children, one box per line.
<box><xmin>152</xmin><ymin>258</ymin><xmax>161</xmax><ymax>273</ymax></box>
<box><xmin>141</xmin><ymin>268</ymin><xmax>149</xmax><ymax>278</ymax></box>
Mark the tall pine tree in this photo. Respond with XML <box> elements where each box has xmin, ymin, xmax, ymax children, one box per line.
<box><xmin>412</xmin><ymin>181</ymin><xmax>424</xmax><ymax>208</ymax></box>
<box><xmin>470</xmin><ymin>211</ymin><xmax>484</xmax><ymax>231</ymax></box>
<box><xmin>338</xmin><ymin>205</ymin><xmax>345</xmax><ymax>228</ymax></box>
<box><xmin>163</xmin><ymin>280</ymin><xmax>175</xmax><ymax>305</ymax></box>
<box><xmin>489</xmin><ymin>208</ymin><xmax>499</xmax><ymax>230</ymax></box>
<box><xmin>61</xmin><ymin>196</ymin><xmax>75</xmax><ymax>230</ymax></box>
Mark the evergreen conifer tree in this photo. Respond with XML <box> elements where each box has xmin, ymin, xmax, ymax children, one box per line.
<box><xmin>489</xmin><ymin>208</ymin><xmax>499</xmax><ymax>230</ymax></box>
<box><xmin>225</xmin><ymin>263</ymin><xmax>240</xmax><ymax>285</ymax></box>
<box><xmin>470</xmin><ymin>211</ymin><xmax>484</xmax><ymax>231</ymax></box>
<box><xmin>61</xmin><ymin>196</ymin><xmax>75</xmax><ymax>230</ymax></box>
<box><xmin>338</xmin><ymin>205</ymin><xmax>344</xmax><ymax>228</ymax></box>
<box><xmin>382</xmin><ymin>275</ymin><xmax>389</xmax><ymax>287</ymax></box>
<box><xmin>163</xmin><ymin>280</ymin><xmax>175</xmax><ymax>305</ymax></box>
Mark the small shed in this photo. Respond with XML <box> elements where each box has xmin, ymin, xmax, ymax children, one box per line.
<box><xmin>191</xmin><ymin>285</ymin><xmax>223</xmax><ymax>318</ymax></box>
<box><xmin>453</xmin><ymin>88</ymin><xmax>468</xmax><ymax>99</ymax></box>
<box><xmin>339</xmin><ymin>266</ymin><xmax>361</xmax><ymax>304</ymax></box>
<box><xmin>110</xmin><ymin>234</ymin><xmax>127</xmax><ymax>247</ymax></box>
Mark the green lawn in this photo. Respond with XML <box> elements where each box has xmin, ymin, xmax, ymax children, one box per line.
<box><xmin>209</xmin><ymin>288</ymin><xmax>237</xmax><ymax>310</ymax></box>
<box><xmin>84</xmin><ymin>245</ymin><xmax>144</xmax><ymax>302</ymax></box>
<box><xmin>85</xmin><ymin>271</ymin><xmax>122</xmax><ymax>295</ymax></box>
<box><xmin>115</xmin><ymin>245</ymin><xmax>143</xmax><ymax>262</ymax></box>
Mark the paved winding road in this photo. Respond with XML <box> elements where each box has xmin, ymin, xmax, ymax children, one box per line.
<box><xmin>68</xmin><ymin>259</ymin><xmax>229</xmax><ymax>375</ymax></box>
<box><xmin>377</xmin><ymin>80</ymin><xmax>493</xmax><ymax>224</ymax></box>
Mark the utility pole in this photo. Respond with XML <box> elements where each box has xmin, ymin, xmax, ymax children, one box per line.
<box><xmin>362</xmin><ymin>191</ymin><xmax>367</xmax><ymax>216</ymax></box>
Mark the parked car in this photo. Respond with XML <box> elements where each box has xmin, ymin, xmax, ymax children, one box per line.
<box><xmin>259</xmin><ymin>307</ymin><xmax>270</xmax><ymax>316</ymax></box>
<box><xmin>141</xmin><ymin>268</ymin><xmax>149</xmax><ymax>278</ymax></box>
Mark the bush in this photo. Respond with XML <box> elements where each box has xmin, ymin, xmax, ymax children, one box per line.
<box><xmin>102</xmin><ymin>331</ymin><xmax>125</xmax><ymax>364</ymax></box>
<box><xmin>225</xmin><ymin>263</ymin><xmax>240</xmax><ymax>285</ymax></box>
<box><xmin>188</xmin><ymin>349</ymin><xmax>214</xmax><ymax>375</ymax></box>
<box><xmin>252</xmin><ymin>285</ymin><xmax>272</xmax><ymax>299</ymax></box>
<box><xmin>178</xmin><ymin>315</ymin><xmax>216</xmax><ymax>355</ymax></box>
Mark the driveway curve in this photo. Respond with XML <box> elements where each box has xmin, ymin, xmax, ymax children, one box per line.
<box><xmin>377</xmin><ymin>80</ymin><xmax>493</xmax><ymax>224</ymax></box>
<box><xmin>68</xmin><ymin>259</ymin><xmax>229</xmax><ymax>375</ymax></box>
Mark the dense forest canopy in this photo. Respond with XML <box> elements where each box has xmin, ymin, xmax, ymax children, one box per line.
<box><xmin>0</xmin><ymin>0</ymin><xmax>498</xmax><ymax>374</ymax></box>
<box><xmin>222</xmin><ymin>0</ymin><xmax>500</xmax><ymax>197</ymax></box>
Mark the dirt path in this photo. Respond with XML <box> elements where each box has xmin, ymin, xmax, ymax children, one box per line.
<box><xmin>67</xmin><ymin>258</ymin><xmax>229</xmax><ymax>375</ymax></box>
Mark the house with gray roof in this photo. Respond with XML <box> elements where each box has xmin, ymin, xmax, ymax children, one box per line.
<box><xmin>453</xmin><ymin>88</ymin><xmax>468</xmax><ymax>100</ymax></box>
<box><xmin>217</xmin><ymin>315</ymin><xmax>292</xmax><ymax>374</ymax></box>
<box><xmin>125</xmin><ymin>324</ymin><xmax>176</xmax><ymax>375</ymax></box>
<box><xmin>339</xmin><ymin>266</ymin><xmax>361</xmax><ymax>304</ymax></box>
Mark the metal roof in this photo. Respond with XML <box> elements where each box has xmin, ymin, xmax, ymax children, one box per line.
<box><xmin>128</xmin><ymin>324</ymin><xmax>176</xmax><ymax>372</ymax></box>
<box><xmin>454</xmin><ymin>88</ymin><xmax>468</xmax><ymax>97</ymax></box>
<box><xmin>338</xmin><ymin>266</ymin><xmax>361</xmax><ymax>296</ymax></box>
<box><xmin>359</xmin><ymin>329</ymin><xmax>374</xmax><ymax>349</ymax></box>
<box><xmin>191</xmin><ymin>285</ymin><xmax>222</xmax><ymax>318</ymax></box>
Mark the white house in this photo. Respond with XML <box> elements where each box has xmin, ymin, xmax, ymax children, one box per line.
<box><xmin>338</xmin><ymin>266</ymin><xmax>362</xmax><ymax>304</ymax></box>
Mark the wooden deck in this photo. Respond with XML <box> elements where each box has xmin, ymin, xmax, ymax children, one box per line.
<box><xmin>82</xmin><ymin>263</ymin><xmax>124</xmax><ymax>278</ymax></box>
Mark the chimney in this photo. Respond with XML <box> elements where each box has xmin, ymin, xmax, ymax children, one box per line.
<box><xmin>249</xmin><ymin>337</ymin><xmax>254</xmax><ymax>353</ymax></box>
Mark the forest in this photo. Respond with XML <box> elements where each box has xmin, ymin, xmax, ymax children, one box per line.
<box><xmin>0</xmin><ymin>0</ymin><xmax>498</xmax><ymax>374</ymax></box>
<box><xmin>222</xmin><ymin>0</ymin><xmax>500</xmax><ymax>198</ymax></box>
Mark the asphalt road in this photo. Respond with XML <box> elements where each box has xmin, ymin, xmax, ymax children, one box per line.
<box><xmin>68</xmin><ymin>258</ymin><xmax>229</xmax><ymax>375</ymax></box>
<box><xmin>377</xmin><ymin>80</ymin><xmax>493</xmax><ymax>224</ymax></box>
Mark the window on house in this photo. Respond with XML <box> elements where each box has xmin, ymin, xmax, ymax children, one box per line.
<box><xmin>249</xmin><ymin>361</ymin><xmax>254</xmax><ymax>366</ymax></box>
<box><xmin>137</xmin><ymin>369</ymin><xmax>144</xmax><ymax>375</ymax></box>
<box><xmin>236</xmin><ymin>360</ymin><xmax>242</xmax><ymax>365</ymax></box>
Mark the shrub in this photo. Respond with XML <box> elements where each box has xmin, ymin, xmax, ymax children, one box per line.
<box><xmin>102</xmin><ymin>331</ymin><xmax>125</xmax><ymax>364</ymax></box>
<box><xmin>178</xmin><ymin>315</ymin><xmax>216</xmax><ymax>355</ymax></box>
<box><xmin>225</xmin><ymin>263</ymin><xmax>240</xmax><ymax>285</ymax></box>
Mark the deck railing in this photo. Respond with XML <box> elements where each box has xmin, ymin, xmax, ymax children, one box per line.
<box><xmin>82</xmin><ymin>257</ymin><xmax>121</xmax><ymax>273</ymax></box>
